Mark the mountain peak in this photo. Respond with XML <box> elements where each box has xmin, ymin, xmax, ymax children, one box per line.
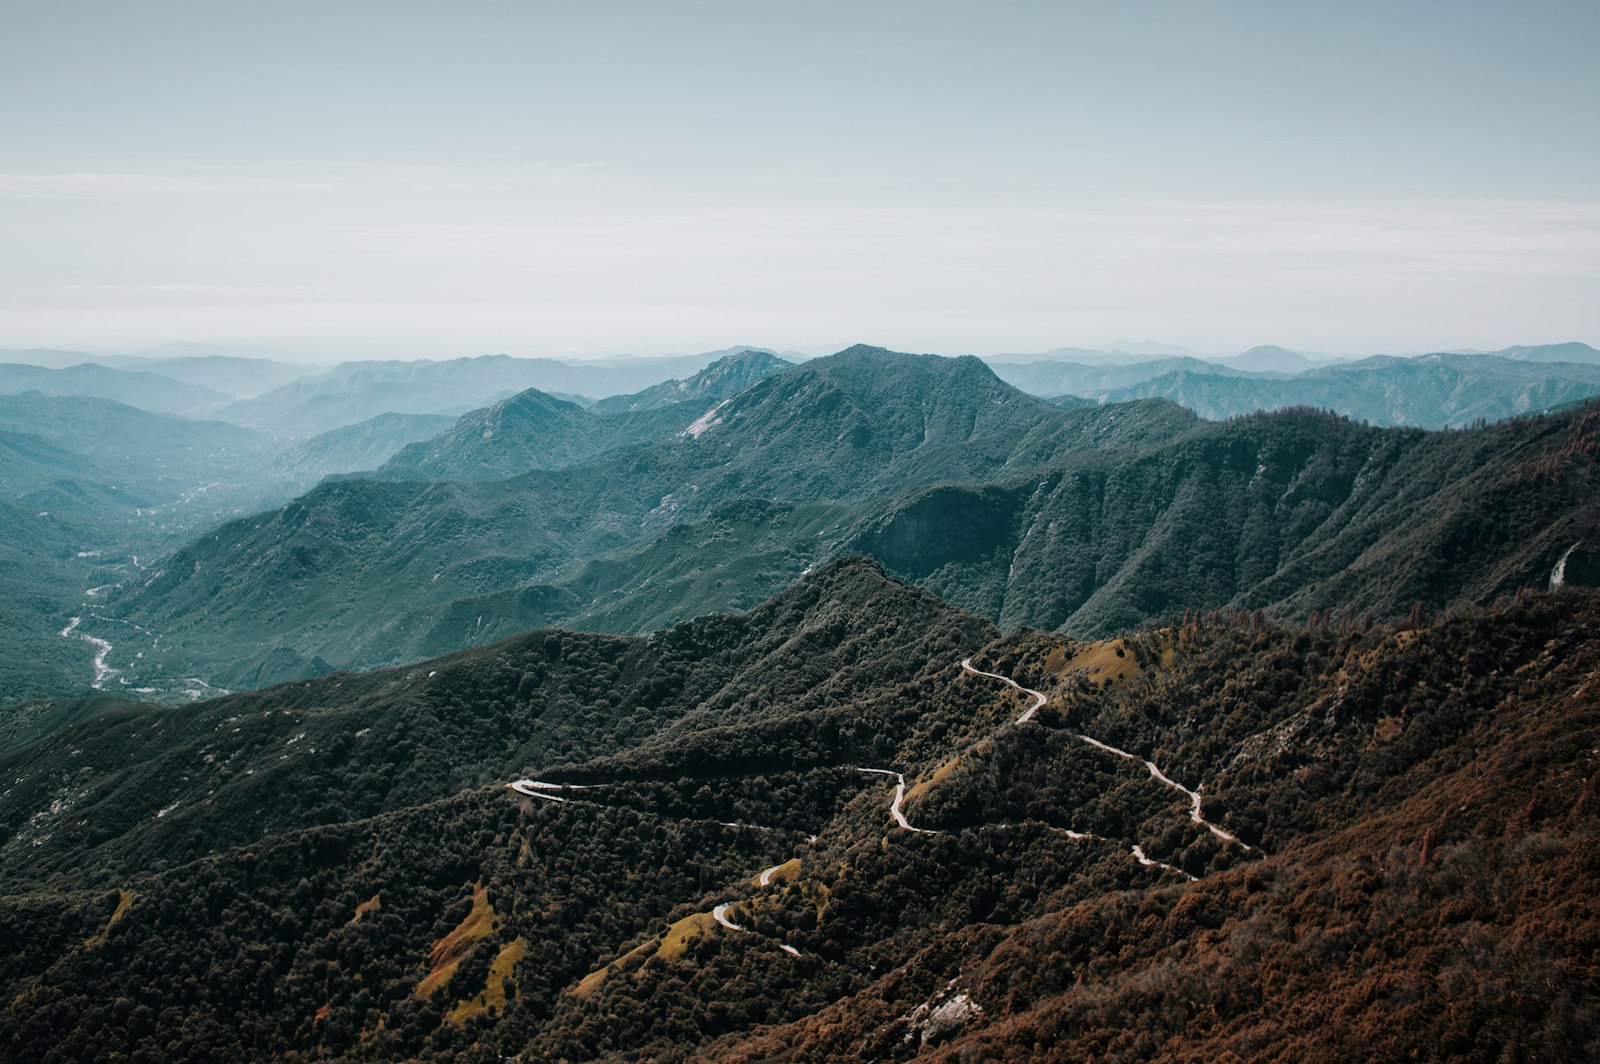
<box><xmin>831</xmin><ymin>343</ymin><xmax>895</xmax><ymax>358</ymax></box>
<box><xmin>1492</xmin><ymin>342</ymin><xmax>1600</xmax><ymax>365</ymax></box>
<box><xmin>590</xmin><ymin>349</ymin><xmax>793</xmax><ymax>416</ymax></box>
<box><xmin>1225</xmin><ymin>345</ymin><xmax>1316</xmax><ymax>373</ymax></box>
<box><xmin>376</xmin><ymin>386</ymin><xmax>597</xmax><ymax>480</ymax></box>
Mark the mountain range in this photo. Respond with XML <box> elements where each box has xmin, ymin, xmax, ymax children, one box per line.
<box><xmin>5</xmin><ymin>342</ymin><xmax>1598</xmax><ymax>440</ymax></box>
<box><xmin>0</xmin><ymin>362</ymin><xmax>230</xmax><ymax>415</ymax></box>
<box><xmin>88</xmin><ymin>348</ymin><xmax>1598</xmax><ymax>695</ymax></box>
<box><xmin>0</xmin><ymin>350</ymin><xmax>807</xmax><ymax>700</ymax></box>
<box><xmin>988</xmin><ymin>345</ymin><xmax>1600</xmax><ymax>427</ymax></box>
<box><xmin>2</xmin><ymin>337</ymin><xmax>1599</xmax><ymax>1061</ymax></box>
<box><xmin>3</xmin><ymin>556</ymin><xmax>1596</xmax><ymax>1059</ymax></box>
<box><xmin>375</xmin><ymin>352</ymin><xmax>794</xmax><ymax>482</ymax></box>
<box><xmin>216</xmin><ymin>348</ymin><xmax>790</xmax><ymax>436</ymax></box>
<box><xmin>1086</xmin><ymin>352</ymin><xmax>1600</xmax><ymax>428</ymax></box>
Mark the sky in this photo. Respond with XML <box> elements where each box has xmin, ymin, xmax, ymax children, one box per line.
<box><xmin>1</xmin><ymin>0</ymin><xmax>1596</xmax><ymax>360</ymax></box>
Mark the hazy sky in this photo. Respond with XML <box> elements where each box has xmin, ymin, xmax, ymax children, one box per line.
<box><xmin>2</xmin><ymin>1</ymin><xmax>1596</xmax><ymax>359</ymax></box>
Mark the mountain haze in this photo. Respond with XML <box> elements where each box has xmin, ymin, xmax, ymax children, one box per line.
<box><xmin>589</xmin><ymin>349</ymin><xmax>793</xmax><ymax>415</ymax></box>
<box><xmin>108</xmin><ymin>348</ymin><xmax>1194</xmax><ymax>685</ymax></box>
<box><xmin>0</xmin><ymin>363</ymin><xmax>229</xmax><ymax>416</ymax></box>
<box><xmin>97</xmin><ymin>350</ymin><xmax>1599</xmax><ymax>693</ymax></box>
<box><xmin>218</xmin><ymin>349</ymin><xmax>789</xmax><ymax>436</ymax></box>
<box><xmin>1095</xmin><ymin>353</ymin><xmax>1600</xmax><ymax>428</ymax></box>
<box><xmin>373</xmin><ymin>351</ymin><xmax>794</xmax><ymax>482</ymax></box>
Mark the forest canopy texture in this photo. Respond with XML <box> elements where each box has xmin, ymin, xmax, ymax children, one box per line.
<box><xmin>3</xmin><ymin>556</ymin><xmax>1598</xmax><ymax>1061</ymax></box>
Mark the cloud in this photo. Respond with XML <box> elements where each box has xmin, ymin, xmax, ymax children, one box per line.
<box><xmin>57</xmin><ymin>284</ymin><xmax>356</xmax><ymax>293</ymax></box>
<box><xmin>312</xmin><ymin>198</ymin><xmax>1600</xmax><ymax>285</ymax></box>
<box><xmin>1</xmin><ymin>189</ymin><xmax>1593</xmax><ymax>354</ymax></box>
<box><xmin>0</xmin><ymin>171</ymin><xmax>328</xmax><ymax>198</ymax></box>
<box><xmin>0</xmin><ymin>161</ymin><xmax>606</xmax><ymax>199</ymax></box>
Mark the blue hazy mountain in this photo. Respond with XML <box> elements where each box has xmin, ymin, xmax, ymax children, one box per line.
<box><xmin>98</xmin><ymin>347</ymin><xmax>1596</xmax><ymax>694</ymax></box>
<box><xmin>219</xmin><ymin>348</ymin><xmax>789</xmax><ymax>435</ymax></box>
<box><xmin>0</xmin><ymin>362</ymin><xmax>229</xmax><ymax>415</ymax></box>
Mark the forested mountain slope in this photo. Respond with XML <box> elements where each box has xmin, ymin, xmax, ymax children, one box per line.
<box><xmin>3</xmin><ymin>559</ymin><xmax>1596</xmax><ymax>1060</ymax></box>
<box><xmin>0</xmin><ymin>559</ymin><xmax>993</xmax><ymax>875</ymax></box>
<box><xmin>268</xmin><ymin>412</ymin><xmax>460</xmax><ymax>486</ymax></box>
<box><xmin>855</xmin><ymin>402</ymin><xmax>1600</xmax><ymax>634</ymax></box>
<box><xmin>375</xmin><ymin>351</ymin><xmax>793</xmax><ymax>482</ymax></box>
<box><xmin>107</xmin><ymin>360</ymin><xmax>1596</xmax><ymax>694</ymax></box>
<box><xmin>375</xmin><ymin>388</ymin><xmax>623</xmax><ymax>480</ymax></box>
<box><xmin>1089</xmin><ymin>352</ymin><xmax>1600</xmax><ymax>428</ymax></box>
<box><xmin>106</xmin><ymin>348</ymin><xmax>1197</xmax><ymax>687</ymax></box>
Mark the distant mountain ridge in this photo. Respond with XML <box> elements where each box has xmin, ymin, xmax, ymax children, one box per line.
<box><xmin>1093</xmin><ymin>352</ymin><xmax>1600</xmax><ymax>428</ymax></box>
<box><xmin>377</xmin><ymin>350</ymin><xmax>794</xmax><ymax>482</ymax></box>
<box><xmin>266</xmin><ymin>411</ymin><xmax>461</xmax><ymax>486</ymax></box>
<box><xmin>988</xmin><ymin>356</ymin><xmax>1247</xmax><ymax>399</ymax></box>
<box><xmin>5</xmin><ymin>340</ymin><xmax>1593</xmax><ymax>431</ymax></box>
<box><xmin>0</xmin><ymin>363</ymin><xmax>229</xmax><ymax>415</ymax></box>
<box><xmin>0</xmin><ymin>391</ymin><xmax>263</xmax><ymax>463</ymax></box>
<box><xmin>1489</xmin><ymin>341</ymin><xmax>1600</xmax><ymax>364</ymax></box>
<box><xmin>92</xmin><ymin>352</ymin><xmax>314</xmax><ymax>398</ymax></box>
<box><xmin>218</xmin><ymin>348</ymin><xmax>791</xmax><ymax>435</ymax></box>
<box><xmin>1223</xmin><ymin>344</ymin><xmax>1318</xmax><ymax>373</ymax></box>
<box><xmin>103</xmin><ymin>348</ymin><xmax>1599</xmax><ymax>692</ymax></box>
<box><xmin>590</xmin><ymin>349</ymin><xmax>792</xmax><ymax>414</ymax></box>
<box><xmin>984</xmin><ymin>346</ymin><xmax>1600</xmax><ymax>428</ymax></box>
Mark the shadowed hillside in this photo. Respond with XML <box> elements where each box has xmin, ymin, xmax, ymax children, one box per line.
<box><xmin>107</xmin><ymin>361</ymin><xmax>1597</xmax><ymax>693</ymax></box>
<box><xmin>3</xmin><ymin>558</ymin><xmax>1596</xmax><ymax>1060</ymax></box>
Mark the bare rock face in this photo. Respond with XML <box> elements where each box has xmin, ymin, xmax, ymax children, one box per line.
<box><xmin>1551</xmin><ymin>543</ymin><xmax>1600</xmax><ymax>590</ymax></box>
<box><xmin>903</xmin><ymin>984</ymin><xmax>984</xmax><ymax>1047</ymax></box>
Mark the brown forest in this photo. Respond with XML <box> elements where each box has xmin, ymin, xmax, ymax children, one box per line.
<box><xmin>3</xmin><ymin>557</ymin><xmax>1598</xmax><ymax>1060</ymax></box>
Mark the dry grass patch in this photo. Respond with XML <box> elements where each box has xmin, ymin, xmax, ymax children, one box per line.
<box><xmin>445</xmin><ymin>937</ymin><xmax>528</xmax><ymax>1025</ymax></box>
<box><xmin>349</xmin><ymin>894</ymin><xmax>380</xmax><ymax>925</ymax></box>
<box><xmin>658</xmin><ymin>911</ymin><xmax>718</xmax><ymax>962</ymax></box>
<box><xmin>415</xmin><ymin>884</ymin><xmax>498</xmax><ymax>998</ymax></box>
<box><xmin>84</xmin><ymin>890</ymin><xmax>131</xmax><ymax>949</ymax></box>
<box><xmin>1063</xmin><ymin>638</ymin><xmax>1140</xmax><ymax>687</ymax></box>
<box><xmin>753</xmin><ymin>857</ymin><xmax>801</xmax><ymax>889</ymax></box>
<box><xmin>905</xmin><ymin>753</ymin><xmax>968</xmax><ymax>803</ymax></box>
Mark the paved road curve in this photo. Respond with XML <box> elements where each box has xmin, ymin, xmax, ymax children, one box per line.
<box><xmin>963</xmin><ymin>657</ymin><xmax>1252</xmax><ymax>852</ymax></box>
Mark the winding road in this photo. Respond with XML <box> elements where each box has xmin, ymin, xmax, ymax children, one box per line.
<box><xmin>962</xmin><ymin>657</ymin><xmax>1251</xmax><ymax>852</ymax></box>
<box><xmin>510</xmin><ymin>647</ymin><xmax>1253</xmax><ymax>980</ymax></box>
<box><xmin>1074</xmin><ymin>725</ymin><xmax>1249</xmax><ymax>849</ymax></box>
<box><xmin>960</xmin><ymin>658</ymin><xmax>1047</xmax><ymax>723</ymax></box>
<box><xmin>1009</xmin><ymin>823</ymin><xmax>1195</xmax><ymax>884</ymax></box>
<box><xmin>1131</xmin><ymin>843</ymin><xmax>1198</xmax><ymax>882</ymax></box>
<box><xmin>507</xmin><ymin>779</ymin><xmax>595</xmax><ymax>802</ymax></box>
<box><xmin>857</xmin><ymin>768</ymin><xmax>940</xmax><ymax>834</ymax></box>
<box><xmin>509</xmin><ymin>778</ymin><xmax>810</xmax><ymax>957</ymax></box>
